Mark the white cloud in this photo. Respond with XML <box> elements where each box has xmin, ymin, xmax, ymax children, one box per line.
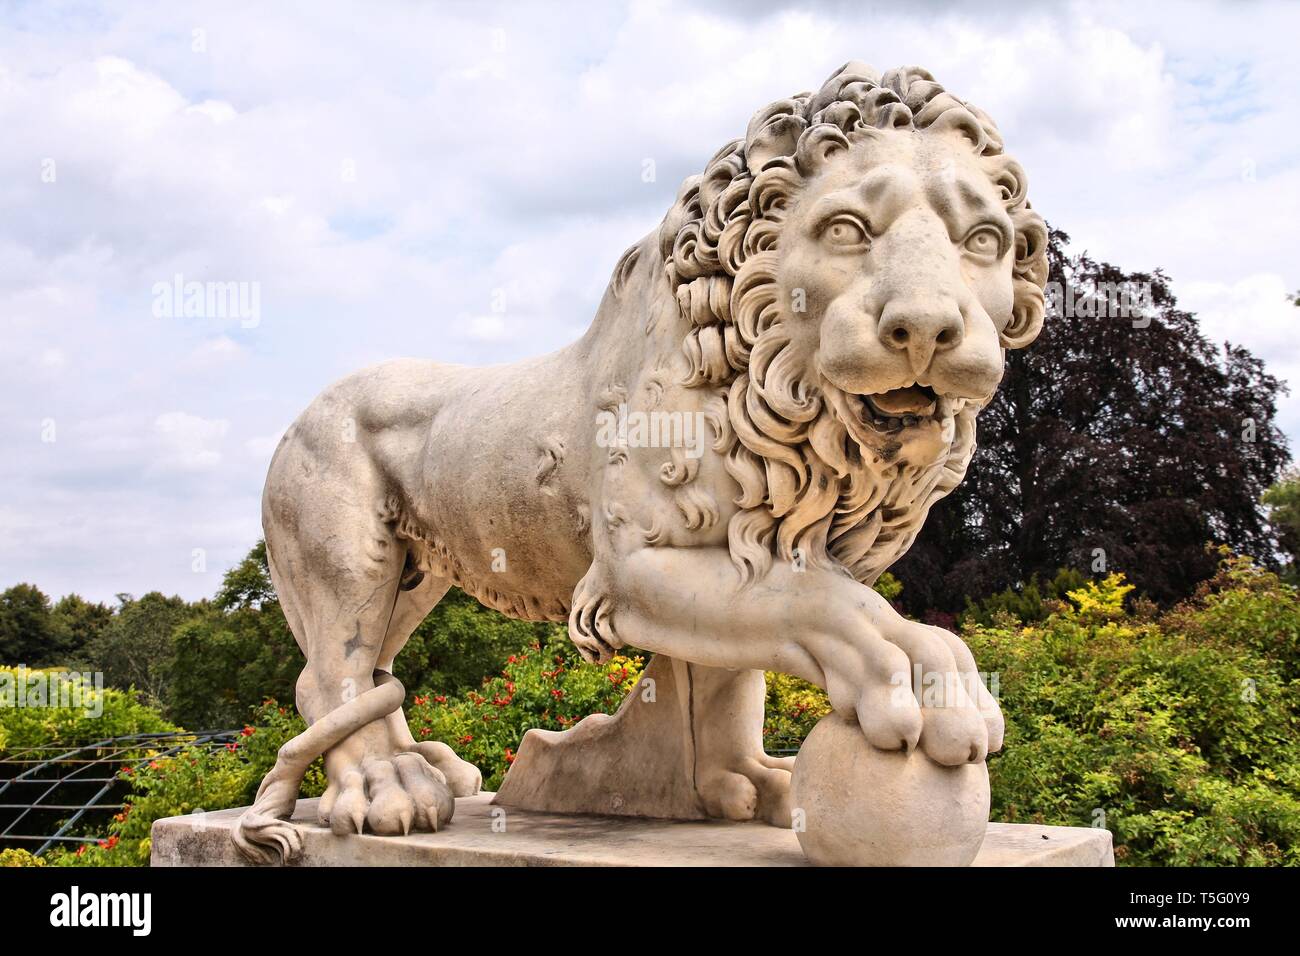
<box><xmin>186</xmin><ymin>335</ymin><xmax>246</xmax><ymax>366</ymax></box>
<box><xmin>152</xmin><ymin>411</ymin><xmax>230</xmax><ymax>473</ymax></box>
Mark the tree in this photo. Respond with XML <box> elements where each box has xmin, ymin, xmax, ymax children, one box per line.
<box><xmin>1263</xmin><ymin>470</ymin><xmax>1300</xmax><ymax>583</ymax></box>
<box><xmin>894</xmin><ymin>229</ymin><xmax>1290</xmax><ymax>613</ymax></box>
<box><xmin>400</xmin><ymin>587</ymin><xmax>562</xmax><ymax>696</ymax></box>
<box><xmin>168</xmin><ymin>542</ymin><xmax>299</xmax><ymax>728</ymax></box>
<box><xmin>0</xmin><ymin>584</ymin><xmax>54</xmax><ymax>665</ymax></box>
<box><xmin>86</xmin><ymin>592</ymin><xmax>195</xmax><ymax>705</ymax></box>
<box><xmin>214</xmin><ymin>539</ymin><xmax>277</xmax><ymax>611</ymax></box>
<box><xmin>49</xmin><ymin>594</ymin><xmax>112</xmax><ymax>662</ymax></box>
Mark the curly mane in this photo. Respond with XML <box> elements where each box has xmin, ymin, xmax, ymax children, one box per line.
<box><xmin>655</xmin><ymin>62</ymin><xmax>1048</xmax><ymax>585</ymax></box>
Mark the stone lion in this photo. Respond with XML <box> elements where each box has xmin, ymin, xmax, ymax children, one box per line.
<box><xmin>234</xmin><ymin>61</ymin><xmax>1047</xmax><ymax>863</ymax></box>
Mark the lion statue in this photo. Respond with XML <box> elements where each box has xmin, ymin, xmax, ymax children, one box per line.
<box><xmin>234</xmin><ymin>61</ymin><xmax>1047</xmax><ymax>864</ymax></box>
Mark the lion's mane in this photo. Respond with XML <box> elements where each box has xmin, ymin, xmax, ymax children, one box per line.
<box><xmin>655</xmin><ymin>63</ymin><xmax>1048</xmax><ymax>585</ymax></box>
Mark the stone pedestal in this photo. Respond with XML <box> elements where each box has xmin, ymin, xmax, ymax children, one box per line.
<box><xmin>152</xmin><ymin>794</ymin><xmax>1115</xmax><ymax>867</ymax></box>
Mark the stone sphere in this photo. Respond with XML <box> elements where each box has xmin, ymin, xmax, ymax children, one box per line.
<box><xmin>792</xmin><ymin>714</ymin><xmax>990</xmax><ymax>866</ymax></box>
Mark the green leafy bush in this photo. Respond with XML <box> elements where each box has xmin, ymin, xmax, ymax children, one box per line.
<box><xmin>0</xmin><ymin>848</ymin><xmax>45</xmax><ymax>867</ymax></box>
<box><xmin>407</xmin><ymin>627</ymin><xmax>642</xmax><ymax>790</ymax></box>
<box><xmin>970</xmin><ymin>561</ymin><xmax>1300</xmax><ymax>865</ymax></box>
<box><xmin>0</xmin><ymin>667</ymin><xmax>176</xmax><ymax>755</ymax></box>
<box><xmin>958</xmin><ymin>567</ymin><xmax>1091</xmax><ymax>628</ymax></box>
<box><xmin>762</xmin><ymin>671</ymin><xmax>831</xmax><ymax>752</ymax></box>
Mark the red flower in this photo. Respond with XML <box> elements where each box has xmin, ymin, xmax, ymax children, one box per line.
<box><xmin>420</xmin><ymin>726</ymin><xmax>432</xmax><ymax>738</ymax></box>
<box><xmin>458</xmin><ymin>734</ymin><xmax>474</xmax><ymax>744</ymax></box>
<box><xmin>434</xmin><ymin>695</ymin><xmax>446</xmax><ymax>704</ymax></box>
<box><xmin>225</xmin><ymin>742</ymin><xmax>238</xmax><ymax>752</ymax></box>
<box><xmin>241</xmin><ymin>726</ymin><xmax>256</xmax><ymax>737</ymax></box>
<box><xmin>504</xmin><ymin>748</ymin><xmax>516</xmax><ymax>764</ymax></box>
<box><xmin>414</xmin><ymin>695</ymin><xmax>428</xmax><ymax>706</ymax></box>
<box><xmin>148</xmin><ymin>760</ymin><xmax>160</xmax><ymax>770</ymax></box>
<box><xmin>98</xmin><ymin>835</ymin><xmax>119</xmax><ymax>851</ymax></box>
<box><xmin>507</xmin><ymin>655</ymin><xmax>519</xmax><ymax>664</ymax></box>
<box><xmin>551</xmin><ymin>688</ymin><xmax>564</xmax><ymax>699</ymax></box>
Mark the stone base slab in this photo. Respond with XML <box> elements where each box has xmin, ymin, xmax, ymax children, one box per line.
<box><xmin>151</xmin><ymin>794</ymin><xmax>1114</xmax><ymax>867</ymax></box>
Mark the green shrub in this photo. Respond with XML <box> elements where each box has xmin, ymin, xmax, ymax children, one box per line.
<box><xmin>959</xmin><ymin>567</ymin><xmax>1091</xmax><ymax>628</ymax></box>
<box><xmin>762</xmin><ymin>671</ymin><xmax>831</xmax><ymax>751</ymax></box>
<box><xmin>0</xmin><ymin>848</ymin><xmax>45</xmax><ymax>867</ymax></box>
<box><xmin>406</xmin><ymin>628</ymin><xmax>642</xmax><ymax>790</ymax></box>
<box><xmin>969</xmin><ymin>563</ymin><xmax>1300</xmax><ymax>865</ymax></box>
<box><xmin>0</xmin><ymin>667</ymin><xmax>176</xmax><ymax>756</ymax></box>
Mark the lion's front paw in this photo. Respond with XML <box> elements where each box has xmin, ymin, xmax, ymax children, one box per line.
<box><xmin>567</xmin><ymin>570</ymin><xmax>623</xmax><ymax>664</ymax></box>
<box><xmin>928</xmin><ymin>624</ymin><xmax>1004</xmax><ymax>754</ymax></box>
<box><xmin>811</xmin><ymin>616</ymin><xmax>994</xmax><ymax>767</ymax></box>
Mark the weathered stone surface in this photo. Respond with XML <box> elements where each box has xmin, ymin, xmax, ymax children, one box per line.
<box><xmin>157</xmin><ymin>796</ymin><xmax>1112</xmax><ymax>867</ymax></box>
<box><xmin>793</xmin><ymin>715</ymin><xmax>991</xmax><ymax>866</ymax></box>
<box><xmin>232</xmin><ymin>60</ymin><xmax>1052</xmax><ymax>867</ymax></box>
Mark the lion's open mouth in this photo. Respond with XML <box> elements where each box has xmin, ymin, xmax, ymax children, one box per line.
<box><xmin>857</xmin><ymin>384</ymin><xmax>939</xmax><ymax>432</ymax></box>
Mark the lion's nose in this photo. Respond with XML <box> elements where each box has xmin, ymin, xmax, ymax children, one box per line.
<box><xmin>877</xmin><ymin>300</ymin><xmax>964</xmax><ymax>372</ymax></box>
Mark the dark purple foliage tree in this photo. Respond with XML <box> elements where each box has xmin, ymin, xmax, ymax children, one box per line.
<box><xmin>895</xmin><ymin>229</ymin><xmax>1290</xmax><ymax>613</ymax></box>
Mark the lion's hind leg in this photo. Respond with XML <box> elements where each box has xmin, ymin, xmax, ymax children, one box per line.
<box><xmin>374</xmin><ymin>568</ymin><xmax>483</xmax><ymax>798</ymax></box>
<box><xmin>236</xmin><ymin>443</ymin><xmax>459</xmax><ymax>862</ymax></box>
<box><xmin>233</xmin><ymin>672</ymin><xmax>408</xmax><ymax>864</ymax></box>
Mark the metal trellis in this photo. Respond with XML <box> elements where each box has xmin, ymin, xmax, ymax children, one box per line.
<box><xmin>0</xmin><ymin>730</ymin><xmax>239</xmax><ymax>856</ymax></box>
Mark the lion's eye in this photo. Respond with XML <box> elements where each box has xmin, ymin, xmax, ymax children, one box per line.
<box><xmin>962</xmin><ymin>226</ymin><xmax>1003</xmax><ymax>259</ymax></box>
<box><xmin>821</xmin><ymin>215</ymin><xmax>869</xmax><ymax>250</ymax></box>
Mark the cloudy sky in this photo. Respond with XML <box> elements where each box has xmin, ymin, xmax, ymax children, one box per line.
<box><xmin>1</xmin><ymin>0</ymin><xmax>1297</xmax><ymax>603</ymax></box>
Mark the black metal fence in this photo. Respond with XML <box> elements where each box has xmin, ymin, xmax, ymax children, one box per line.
<box><xmin>0</xmin><ymin>730</ymin><xmax>238</xmax><ymax>856</ymax></box>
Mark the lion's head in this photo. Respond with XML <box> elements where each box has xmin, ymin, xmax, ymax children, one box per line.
<box><xmin>656</xmin><ymin>62</ymin><xmax>1048</xmax><ymax>585</ymax></box>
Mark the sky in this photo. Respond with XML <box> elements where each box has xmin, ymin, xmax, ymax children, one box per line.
<box><xmin>1</xmin><ymin>0</ymin><xmax>1297</xmax><ymax>603</ymax></box>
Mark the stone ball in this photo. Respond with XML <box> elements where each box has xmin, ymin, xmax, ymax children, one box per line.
<box><xmin>792</xmin><ymin>714</ymin><xmax>990</xmax><ymax>866</ymax></box>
